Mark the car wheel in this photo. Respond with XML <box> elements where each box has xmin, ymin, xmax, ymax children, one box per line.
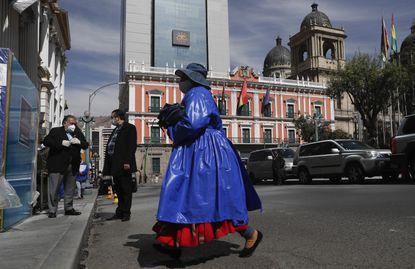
<box><xmin>298</xmin><ymin>168</ymin><xmax>311</xmax><ymax>184</ymax></box>
<box><xmin>329</xmin><ymin>176</ymin><xmax>342</xmax><ymax>184</ymax></box>
<box><xmin>381</xmin><ymin>172</ymin><xmax>399</xmax><ymax>182</ymax></box>
<box><xmin>347</xmin><ymin>163</ymin><xmax>364</xmax><ymax>183</ymax></box>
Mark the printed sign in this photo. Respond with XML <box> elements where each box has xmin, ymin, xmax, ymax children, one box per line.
<box><xmin>172</xmin><ymin>30</ymin><xmax>190</xmax><ymax>47</ymax></box>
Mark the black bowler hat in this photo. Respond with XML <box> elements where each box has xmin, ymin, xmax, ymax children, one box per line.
<box><xmin>175</xmin><ymin>63</ymin><xmax>210</xmax><ymax>89</ymax></box>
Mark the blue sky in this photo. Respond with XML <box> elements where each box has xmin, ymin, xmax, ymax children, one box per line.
<box><xmin>60</xmin><ymin>0</ymin><xmax>415</xmax><ymax>116</ymax></box>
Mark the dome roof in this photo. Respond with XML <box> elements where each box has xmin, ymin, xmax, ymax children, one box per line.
<box><xmin>263</xmin><ymin>37</ymin><xmax>291</xmax><ymax>71</ymax></box>
<box><xmin>301</xmin><ymin>3</ymin><xmax>332</xmax><ymax>30</ymax></box>
<box><xmin>400</xmin><ymin>20</ymin><xmax>415</xmax><ymax>66</ymax></box>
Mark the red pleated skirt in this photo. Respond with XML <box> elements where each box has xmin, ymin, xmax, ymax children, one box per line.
<box><xmin>152</xmin><ymin>220</ymin><xmax>248</xmax><ymax>248</ymax></box>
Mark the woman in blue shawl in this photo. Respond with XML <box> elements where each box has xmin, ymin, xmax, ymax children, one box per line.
<box><xmin>153</xmin><ymin>63</ymin><xmax>263</xmax><ymax>259</ymax></box>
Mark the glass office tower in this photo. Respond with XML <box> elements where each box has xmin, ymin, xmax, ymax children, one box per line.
<box><xmin>153</xmin><ymin>0</ymin><xmax>207</xmax><ymax>68</ymax></box>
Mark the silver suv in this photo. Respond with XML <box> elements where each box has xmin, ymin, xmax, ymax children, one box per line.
<box><xmin>293</xmin><ymin>140</ymin><xmax>391</xmax><ymax>184</ymax></box>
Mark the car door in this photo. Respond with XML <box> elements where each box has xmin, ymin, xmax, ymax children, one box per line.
<box><xmin>307</xmin><ymin>143</ymin><xmax>324</xmax><ymax>175</ymax></box>
<box><xmin>262</xmin><ymin>150</ymin><xmax>274</xmax><ymax>179</ymax></box>
<box><xmin>254</xmin><ymin>150</ymin><xmax>272</xmax><ymax>180</ymax></box>
<box><xmin>316</xmin><ymin>141</ymin><xmax>343</xmax><ymax>175</ymax></box>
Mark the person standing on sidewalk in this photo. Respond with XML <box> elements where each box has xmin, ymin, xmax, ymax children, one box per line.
<box><xmin>103</xmin><ymin>109</ymin><xmax>137</xmax><ymax>222</ymax></box>
<box><xmin>75</xmin><ymin>160</ymin><xmax>89</xmax><ymax>199</ymax></box>
<box><xmin>43</xmin><ymin>115</ymin><xmax>88</xmax><ymax>218</ymax></box>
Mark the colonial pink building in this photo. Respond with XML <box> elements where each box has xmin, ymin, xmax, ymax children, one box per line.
<box><xmin>122</xmin><ymin>64</ymin><xmax>334</xmax><ymax>180</ymax></box>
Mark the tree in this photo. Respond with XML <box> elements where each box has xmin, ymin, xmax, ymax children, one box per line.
<box><xmin>293</xmin><ymin>115</ymin><xmax>333</xmax><ymax>142</ymax></box>
<box><xmin>293</xmin><ymin>115</ymin><xmax>315</xmax><ymax>142</ymax></box>
<box><xmin>327</xmin><ymin>53</ymin><xmax>405</xmax><ymax>146</ymax></box>
<box><xmin>322</xmin><ymin>129</ymin><xmax>352</xmax><ymax>140</ymax></box>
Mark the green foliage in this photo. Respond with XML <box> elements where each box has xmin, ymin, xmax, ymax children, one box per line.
<box><xmin>327</xmin><ymin>53</ymin><xmax>409</xmax><ymax>144</ymax></box>
<box><xmin>322</xmin><ymin>129</ymin><xmax>352</xmax><ymax>140</ymax></box>
<box><xmin>293</xmin><ymin>115</ymin><xmax>315</xmax><ymax>142</ymax></box>
<box><xmin>293</xmin><ymin>115</ymin><xmax>333</xmax><ymax>142</ymax></box>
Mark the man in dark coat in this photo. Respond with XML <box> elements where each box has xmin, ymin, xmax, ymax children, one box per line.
<box><xmin>43</xmin><ymin>115</ymin><xmax>89</xmax><ymax>218</ymax></box>
<box><xmin>103</xmin><ymin>109</ymin><xmax>137</xmax><ymax>221</ymax></box>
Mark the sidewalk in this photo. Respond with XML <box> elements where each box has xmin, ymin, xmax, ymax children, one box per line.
<box><xmin>0</xmin><ymin>189</ymin><xmax>98</xmax><ymax>269</ymax></box>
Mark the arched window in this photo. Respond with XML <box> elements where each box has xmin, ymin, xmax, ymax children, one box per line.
<box><xmin>299</xmin><ymin>44</ymin><xmax>309</xmax><ymax>62</ymax></box>
<box><xmin>323</xmin><ymin>41</ymin><xmax>336</xmax><ymax>60</ymax></box>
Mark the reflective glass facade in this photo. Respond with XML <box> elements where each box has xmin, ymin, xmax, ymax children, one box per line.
<box><xmin>154</xmin><ymin>0</ymin><xmax>207</xmax><ymax>68</ymax></box>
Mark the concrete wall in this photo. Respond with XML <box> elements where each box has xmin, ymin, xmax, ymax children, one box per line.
<box><xmin>121</xmin><ymin>0</ymin><xmax>152</xmax><ymax>72</ymax></box>
<box><xmin>0</xmin><ymin>0</ymin><xmax>39</xmax><ymax>88</ymax></box>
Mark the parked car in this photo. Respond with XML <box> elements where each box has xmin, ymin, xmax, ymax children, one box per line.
<box><xmin>293</xmin><ymin>140</ymin><xmax>392</xmax><ymax>184</ymax></box>
<box><xmin>247</xmin><ymin>148</ymin><xmax>295</xmax><ymax>185</ymax></box>
<box><xmin>391</xmin><ymin>114</ymin><xmax>415</xmax><ymax>180</ymax></box>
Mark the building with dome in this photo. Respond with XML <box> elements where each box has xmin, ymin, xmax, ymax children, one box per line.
<box><xmin>401</xmin><ymin>19</ymin><xmax>415</xmax><ymax>68</ymax></box>
<box><xmin>287</xmin><ymin>3</ymin><xmax>356</xmax><ymax>136</ymax></box>
<box><xmin>400</xmin><ymin>19</ymin><xmax>415</xmax><ymax>115</ymax></box>
<box><xmin>289</xmin><ymin>3</ymin><xmax>347</xmax><ymax>84</ymax></box>
<box><xmin>263</xmin><ymin>36</ymin><xmax>291</xmax><ymax>78</ymax></box>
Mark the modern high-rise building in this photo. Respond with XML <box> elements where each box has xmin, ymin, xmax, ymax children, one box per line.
<box><xmin>120</xmin><ymin>0</ymin><xmax>230</xmax><ymax>77</ymax></box>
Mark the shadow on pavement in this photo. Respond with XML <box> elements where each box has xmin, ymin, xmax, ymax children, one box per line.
<box><xmin>125</xmin><ymin>234</ymin><xmax>241</xmax><ymax>268</ymax></box>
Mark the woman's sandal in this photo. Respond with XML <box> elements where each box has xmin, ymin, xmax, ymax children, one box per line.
<box><xmin>239</xmin><ymin>230</ymin><xmax>263</xmax><ymax>258</ymax></box>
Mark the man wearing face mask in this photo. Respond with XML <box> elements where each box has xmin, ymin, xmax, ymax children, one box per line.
<box><xmin>43</xmin><ymin>115</ymin><xmax>89</xmax><ymax>218</ymax></box>
<box><xmin>103</xmin><ymin>109</ymin><xmax>137</xmax><ymax>222</ymax></box>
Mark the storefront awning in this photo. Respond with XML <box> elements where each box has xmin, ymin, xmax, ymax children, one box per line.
<box><xmin>9</xmin><ymin>0</ymin><xmax>38</xmax><ymax>14</ymax></box>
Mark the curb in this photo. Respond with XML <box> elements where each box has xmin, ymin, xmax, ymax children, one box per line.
<box><xmin>39</xmin><ymin>190</ymin><xmax>98</xmax><ymax>269</ymax></box>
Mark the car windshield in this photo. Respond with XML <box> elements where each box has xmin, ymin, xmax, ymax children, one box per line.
<box><xmin>336</xmin><ymin>140</ymin><xmax>373</xmax><ymax>150</ymax></box>
<box><xmin>273</xmin><ymin>149</ymin><xmax>295</xmax><ymax>158</ymax></box>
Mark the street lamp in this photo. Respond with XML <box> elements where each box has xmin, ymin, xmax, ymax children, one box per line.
<box><xmin>83</xmin><ymin>81</ymin><xmax>128</xmax><ymax>167</ymax></box>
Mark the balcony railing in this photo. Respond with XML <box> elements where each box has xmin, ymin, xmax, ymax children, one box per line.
<box><xmin>148</xmin><ymin>106</ymin><xmax>161</xmax><ymax>113</ymax></box>
<box><xmin>237</xmin><ymin>110</ymin><xmax>252</xmax><ymax>117</ymax></box>
<box><xmin>141</xmin><ymin>136</ymin><xmax>301</xmax><ymax>146</ymax></box>
<box><xmin>144</xmin><ymin>137</ymin><xmax>164</xmax><ymax>144</ymax></box>
<box><xmin>228</xmin><ymin>137</ymin><xmax>301</xmax><ymax>145</ymax></box>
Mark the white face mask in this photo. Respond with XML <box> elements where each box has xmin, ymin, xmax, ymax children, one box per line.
<box><xmin>111</xmin><ymin>119</ymin><xmax>118</xmax><ymax>126</ymax></box>
<box><xmin>67</xmin><ymin>124</ymin><xmax>76</xmax><ymax>133</ymax></box>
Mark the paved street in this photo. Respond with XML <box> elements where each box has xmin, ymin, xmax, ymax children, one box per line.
<box><xmin>83</xmin><ymin>181</ymin><xmax>415</xmax><ymax>269</ymax></box>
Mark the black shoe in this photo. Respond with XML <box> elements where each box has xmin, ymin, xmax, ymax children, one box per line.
<box><xmin>48</xmin><ymin>212</ymin><xmax>56</xmax><ymax>218</ymax></box>
<box><xmin>106</xmin><ymin>214</ymin><xmax>122</xmax><ymax>221</ymax></box>
<box><xmin>121</xmin><ymin>215</ymin><xmax>131</xmax><ymax>222</ymax></box>
<box><xmin>239</xmin><ymin>230</ymin><xmax>263</xmax><ymax>258</ymax></box>
<box><xmin>64</xmin><ymin>209</ymin><xmax>82</xmax><ymax>216</ymax></box>
<box><xmin>153</xmin><ymin>244</ymin><xmax>181</xmax><ymax>260</ymax></box>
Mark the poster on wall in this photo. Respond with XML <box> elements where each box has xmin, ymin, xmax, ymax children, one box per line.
<box><xmin>18</xmin><ymin>97</ymin><xmax>32</xmax><ymax>148</ymax></box>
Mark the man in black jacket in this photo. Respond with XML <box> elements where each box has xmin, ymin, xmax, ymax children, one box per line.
<box><xmin>103</xmin><ymin>109</ymin><xmax>137</xmax><ymax>221</ymax></box>
<box><xmin>43</xmin><ymin>115</ymin><xmax>89</xmax><ymax>218</ymax></box>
